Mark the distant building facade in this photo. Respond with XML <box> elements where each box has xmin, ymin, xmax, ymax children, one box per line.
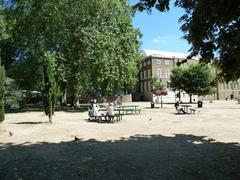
<box><xmin>136</xmin><ymin>49</ymin><xmax>197</xmax><ymax>102</ymax></box>
<box><xmin>135</xmin><ymin>49</ymin><xmax>240</xmax><ymax>102</ymax></box>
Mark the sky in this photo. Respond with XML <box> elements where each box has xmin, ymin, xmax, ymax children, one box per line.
<box><xmin>130</xmin><ymin>0</ymin><xmax>191</xmax><ymax>54</ymax></box>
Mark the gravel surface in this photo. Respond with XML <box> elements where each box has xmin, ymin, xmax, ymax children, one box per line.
<box><xmin>0</xmin><ymin>100</ymin><xmax>240</xmax><ymax>179</ymax></box>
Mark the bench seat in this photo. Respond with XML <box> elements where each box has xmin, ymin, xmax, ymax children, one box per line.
<box><xmin>189</xmin><ymin>108</ymin><xmax>197</xmax><ymax>114</ymax></box>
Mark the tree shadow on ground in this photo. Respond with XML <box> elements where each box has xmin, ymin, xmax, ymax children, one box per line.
<box><xmin>10</xmin><ymin>122</ymin><xmax>47</xmax><ymax>125</ymax></box>
<box><xmin>0</xmin><ymin>134</ymin><xmax>240</xmax><ymax>180</ymax></box>
<box><xmin>6</xmin><ymin>105</ymin><xmax>89</xmax><ymax>114</ymax></box>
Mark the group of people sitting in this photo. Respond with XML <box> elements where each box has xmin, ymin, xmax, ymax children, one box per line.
<box><xmin>89</xmin><ymin>99</ymin><xmax>117</xmax><ymax>122</ymax></box>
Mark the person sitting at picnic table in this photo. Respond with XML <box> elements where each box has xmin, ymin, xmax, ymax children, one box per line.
<box><xmin>174</xmin><ymin>101</ymin><xmax>186</xmax><ymax>114</ymax></box>
<box><xmin>106</xmin><ymin>102</ymin><xmax>115</xmax><ymax>122</ymax></box>
<box><xmin>92</xmin><ymin>99</ymin><xmax>101</xmax><ymax>117</ymax></box>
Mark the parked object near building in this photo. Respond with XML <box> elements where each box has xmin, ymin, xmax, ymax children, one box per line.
<box><xmin>197</xmin><ymin>101</ymin><xmax>203</xmax><ymax>108</ymax></box>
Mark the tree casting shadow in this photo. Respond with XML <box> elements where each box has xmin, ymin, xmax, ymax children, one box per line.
<box><xmin>0</xmin><ymin>134</ymin><xmax>240</xmax><ymax>180</ymax></box>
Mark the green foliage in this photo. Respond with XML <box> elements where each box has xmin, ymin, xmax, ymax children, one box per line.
<box><xmin>0</xmin><ymin>64</ymin><xmax>5</xmax><ymax>122</ymax></box>
<box><xmin>7</xmin><ymin>59</ymin><xmax>41</xmax><ymax>90</ymax></box>
<box><xmin>4</xmin><ymin>77</ymin><xmax>25</xmax><ymax>111</ymax></box>
<box><xmin>41</xmin><ymin>52</ymin><xmax>57</xmax><ymax>123</ymax></box>
<box><xmin>134</xmin><ymin>0</ymin><xmax>240</xmax><ymax>81</ymax></box>
<box><xmin>170</xmin><ymin>63</ymin><xmax>217</xmax><ymax>102</ymax></box>
<box><xmin>169</xmin><ymin>67</ymin><xmax>184</xmax><ymax>91</ymax></box>
<box><xmin>2</xmin><ymin>0</ymin><xmax>140</xmax><ymax>109</ymax></box>
<box><xmin>0</xmin><ymin>5</ymin><xmax>8</xmax><ymax>42</ymax></box>
<box><xmin>150</xmin><ymin>77</ymin><xmax>164</xmax><ymax>93</ymax></box>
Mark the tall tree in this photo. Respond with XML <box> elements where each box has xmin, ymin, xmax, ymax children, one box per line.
<box><xmin>134</xmin><ymin>0</ymin><xmax>240</xmax><ymax>81</ymax></box>
<box><xmin>0</xmin><ymin>3</ymin><xmax>8</xmax><ymax>122</ymax></box>
<box><xmin>0</xmin><ymin>64</ymin><xmax>5</xmax><ymax>122</ymax></box>
<box><xmin>170</xmin><ymin>63</ymin><xmax>217</xmax><ymax>103</ymax></box>
<box><xmin>41</xmin><ymin>52</ymin><xmax>57</xmax><ymax>123</ymax></box>
<box><xmin>3</xmin><ymin>0</ymin><xmax>141</xmax><ymax>108</ymax></box>
<box><xmin>169</xmin><ymin>67</ymin><xmax>184</xmax><ymax>101</ymax></box>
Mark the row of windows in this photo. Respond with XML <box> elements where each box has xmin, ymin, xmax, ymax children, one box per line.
<box><xmin>141</xmin><ymin>81</ymin><xmax>151</xmax><ymax>92</ymax></box>
<box><xmin>142</xmin><ymin>60</ymin><xmax>151</xmax><ymax>67</ymax></box>
<box><xmin>157</xmin><ymin>60</ymin><xmax>169</xmax><ymax>65</ymax></box>
<box><xmin>140</xmin><ymin>69</ymin><xmax>171</xmax><ymax>79</ymax></box>
<box><xmin>141</xmin><ymin>59</ymin><xmax>170</xmax><ymax>67</ymax></box>
<box><xmin>156</xmin><ymin>69</ymin><xmax>171</xmax><ymax>78</ymax></box>
<box><xmin>219</xmin><ymin>83</ymin><xmax>240</xmax><ymax>90</ymax></box>
<box><xmin>141</xmin><ymin>69</ymin><xmax>151</xmax><ymax>79</ymax></box>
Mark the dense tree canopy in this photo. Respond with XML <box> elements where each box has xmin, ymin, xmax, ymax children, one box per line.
<box><xmin>134</xmin><ymin>0</ymin><xmax>240</xmax><ymax>81</ymax></box>
<box><xmin>1</xmin><ymin>0</ymin><xmax>141</xmax><ymax>108</ymax></box>
<box><xmin>170</xmin><ymin>63</ymin><xmax>217</xmax><ymax>103</ymax></box>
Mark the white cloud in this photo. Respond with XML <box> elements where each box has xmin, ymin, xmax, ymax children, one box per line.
<box><xmin>152</xmin><ymin>38</ymin><xmax>166</xmax><ymax>43</ymax></box>
<box><xmin>151</xmin><ymin>35</ymin><xmax>177</xmax><ymax>44</ymax></box>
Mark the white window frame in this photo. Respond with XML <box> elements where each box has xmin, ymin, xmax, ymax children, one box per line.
<box><xmin>148</xmin><ymin>69</ymin><xmax>151</xmax><ymax>78</ymax></box>
<box><xmin>144</xmin><ymin>70</ymin><xmax>147</xmax><ymax>79</ymax></box>
<box><xmin>165</xmin><ymin>60</ymin><xmax>169</xmax><ymax>65</ymax></box>
<box><xmin>165</xmin><ymin>69</ymin><xmax>170</xmax><ymax>78</ymax></box>
<box><xmin>156</xmin><ymin>69</ymin><xmax>161</xmax><ymax>78</ymax></box>
<box><xmin>147</xmin><ymin>60</ymin><xmax>151</xmax><ymax>65</ymax></box>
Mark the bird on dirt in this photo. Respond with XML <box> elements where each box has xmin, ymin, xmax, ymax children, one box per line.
<box><xmin>149</xmin><ymin>117</ymin><xmax>152</xmax><ymax>121</ymax></box>
<box><xmin>74</xmin><ymin>136</ymin><xmax>80</xmax><ymax>141</ymax></box>
<box><xmin>9</xmin><ymin>131</ymin><xmax>14</xmax><ymax>136</ymax></box>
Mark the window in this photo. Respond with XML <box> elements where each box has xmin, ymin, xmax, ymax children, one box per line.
<box><xmin>156</xmin><ymin>69</ymin><xmax>161</xmax><ymax>78</ymax></box>
<box><xmin>144</xmin><ymin>70</ymin><xmax>147</xmax><ymax>79</ymax></box>
<box><xmin>141</xmin><ymin>72</ymin><xmax>144</xmax><ymax>80</ymax></box>
<box><xmin>144</xmin><ymin>82</ymin><xmax>147</xmax><ymax>92</ymax></box>
<box><xmin>165</xmin><ymin>60</ymin><xmax>169</xmax><ymax>65</ymax></box>
<box><xmin>143</xmin><ymin>61</ymin><xmax>146</xmax><ymax>66</ymax></box>
<box><xmin>148</xmin><ymin>81</ymin><xmax>151</xmax><ymax>91</ymax></box>
<box><xmin>148</xmin><ymin>69</ymin><xmax>151</xmax><ymax>78</ymax></box>
<box><xmin>157</xmin><ymin>60</ymin><xmax>161</xmax><ymax>64</ymax></box>
<box><xmin>161</xmin><ymin>69</ymin><xmax>166</xmax><ymax>78</ymax></box>
<box><xmin>141</xmin><ymin>82</ymin><xmax>144</xmax><ymax>92</ymax></box>
<box><xmin>147</xmin><ymin>60</ymin><xmax>151</xmax><ymax>65</ymax></box>
<box><xmin>166</xmin><ymin>69</ymin><xmax>170</xmax><ymax>78</ymax></box>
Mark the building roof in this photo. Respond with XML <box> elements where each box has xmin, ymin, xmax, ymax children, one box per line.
<box><xmin>142</xmin><ymin>49</ymin><xmax>190</xmax><ymax>59</ymax></box>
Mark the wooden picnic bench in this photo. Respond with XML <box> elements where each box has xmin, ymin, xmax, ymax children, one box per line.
<box><xmin>117</xmin><ymin>105</ymin><xmax>141</xmax><ymax>115</ymax></box>
<box><xmin>88</xmin><ymin>108</ymin><xmax>122</xmax><ymax>123</ymax></box>
<box><xmin>189</xmin><ymin>108</ymin><xmax>197</xmax><ymax>114</ymax></box>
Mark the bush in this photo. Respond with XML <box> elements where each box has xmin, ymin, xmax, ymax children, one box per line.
<box><xmin>0</xmin><ymin>65</ymin><xmax>5</xmax><ymax>121</ymax></box>
<box><xmin>4</xmin><ymin>77</ymin><xmax>26</xmax><ymax>111</ymax></box>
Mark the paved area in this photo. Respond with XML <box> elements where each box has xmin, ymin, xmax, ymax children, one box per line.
<box><xmin>0</xmin><ymin>100</ymin><xmax>240</xmax><ymax>179</ymax></box>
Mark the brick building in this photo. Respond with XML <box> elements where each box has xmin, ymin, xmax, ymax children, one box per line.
<box><xmin>135</xmin><ymin>49</ymin><xmax>240</xmax><ymax>102</ymax></box>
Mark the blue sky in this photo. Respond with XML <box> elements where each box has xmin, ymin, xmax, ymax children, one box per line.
<box><xmin>130</xmin><ymin>0</ymin><xmax>191</xmax><ymax>53</ymax></box>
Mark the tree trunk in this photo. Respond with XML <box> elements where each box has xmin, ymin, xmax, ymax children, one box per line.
<box><xmin>160</xmin><ymin>95</ymin><xmax>163</xmax><ymax>108</ymax></box>
<box><xmin>49</xmin><ymin>101</ymin><xmax>52</xmax><ymax>123</ymax></box>
<box><xmin>179</xmin><ymin>89</ymin><xmax>181</xmax><ymax>102</ymax></box>
<box><xmin>189</xmin><ymin>94</ymin><xmax>192</xmax><ymax>103</ymax></box>
<box><xmin>73</xmin><ymin>90</ymin><xmax>80</xmax><ymax>108</ymax></box>
<box><xmin>61</xmin><ymin>86</ymin><xmax>67</xmax><ymax>106</ymax></box>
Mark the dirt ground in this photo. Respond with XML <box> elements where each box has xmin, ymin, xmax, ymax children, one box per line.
<box><xmin>0</xmin><ymin>100</ymin><xmax>240</xmax><ymax>179</ymax></box>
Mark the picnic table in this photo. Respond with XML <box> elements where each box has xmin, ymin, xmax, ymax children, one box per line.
<box><xmin>117</xmin><ymin>105</ymin><xmax>141</xmax><ymax>115</ymax></box>
<box><xmin>88</xmin><ymin>108</ymin><xmax>122</xmax><ymax>123</ymax></box>
<box><xmin>181</xmin><ymin>105</ymin><xmax>192</xmax><ymax>114</ymax></box>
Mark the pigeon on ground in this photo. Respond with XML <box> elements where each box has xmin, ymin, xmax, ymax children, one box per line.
<box><xmin>9</xmin><ymin>132</ymin><xmax>13</xmax><ymax>136</ymax></box>
<box><xmin>149</xmin><ymin>118</ymin><xmax>152</xmax><ymax>121</ymax></box>
<box><xmin>74</xmin><ymin>136</ymin><xmax>80</xmax><ymax>141</ymax></box>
